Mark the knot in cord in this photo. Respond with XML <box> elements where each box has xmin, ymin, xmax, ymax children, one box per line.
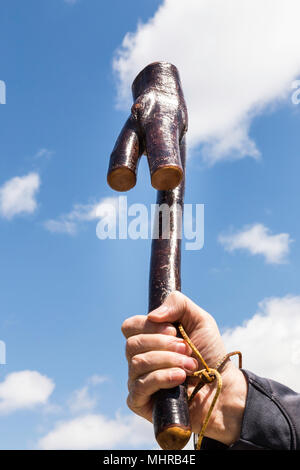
<box><xmin>177</xmin><ymin>323</ymin><xmax>242</xmax><ymax>450</ymax></box>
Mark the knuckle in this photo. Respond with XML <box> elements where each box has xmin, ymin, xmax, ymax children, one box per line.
<box><xmin>125</xmin><ymin>339</ymin><xmax>131</xmax><ymax>358</ymax></box>
<box><xmin>125</xmin><ymin>336</ymin><xmax>133</xmax><ymax>353</ymax></box>
<box><xmin>161</xmin><ymin>323</ymin><xmax>177</xmax><ymax>337</ymax></box>
<box><xmin>166</xmin><ymin>370</ymin><xmax>173</xmax><ymax>383</ymax></box>
<box><xmin>204</xmin><ymin>310</ymin><xmax>216</xmax><ymax>326</ymax></box>
<box><xmin>127</xmin><ymin>378</ymin><xmax>147</xmax><ymax>411</ymax></box>
<box><xmin>131</xmin><ymin>102</ymin><xmax>141</xmax><ymax>117</ymax></box>
<box><xmin>153</xmin><ymin>368</ymin><xmax>172</xmax><ymax>386</ymax></box>
<box><xmin>168</xmin><ymin>290</ymin><xmax>183</xmax><ymax>303</ymax></box>
<box><xmin>131</xmin><ymin>354</ymin><xmax>144</xmax><ymax>371</ymax></box>
<box><xmin>126</xmin><ymin>393</ymin><xmax>135</xmax><ymax>412</ymax></box>
<box><xmin>134</xmin><ymin>376</ymin><xmax>146</xmax><ymax>394</ymax></box>
<box><xmin>126</xmin><ymin>336</ymin><xmax>138</xmax><ymax>358</ymax></box>
<box><xmin>121</xmin><ymin>315</ymin><xmax>141</xmax><ymax>337</ymax></box>
<box><xmin>167</xmin><ymin>290</ymin><xmax>186</xmax><ymax>312</ymax></box>
<box><xmin>121</xmin><ymin>318</ymin><xmax>131</xmax><ymax>336</ymax></box>
<box><xmin>131</xmin><ymin>96</ymin><xmax>145</xmax><ymax>119</ymax></box>
<box><xmin>166</xmin><ymin>369</ymin><xmax>175</xmax><ymax>383</ymax></box>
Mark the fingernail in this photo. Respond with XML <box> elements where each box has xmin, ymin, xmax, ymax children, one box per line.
<box><xmin>170</xmin><ymin>369</ymin><xmax>186</xmax><ymax>381</ymax></box>
<box><xmin>182</xmin><ymin>357</ymin><xmax>198</xmax><ymax>371</ymax></box>
<box><xmin>174</xmin><ymin>342</ymin><xmax>188</xmax><ymax>354</ymax></box>
<box><xmin>161</xmin><ymin>325</ymin><xmax>177</xmax><ymax>336</ymax></box>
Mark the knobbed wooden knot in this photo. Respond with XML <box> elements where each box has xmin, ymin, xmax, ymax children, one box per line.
<box><xmin>177</xmin><ymin>323</ymin><xmax>242</xmax><ymax>450</ymax></box>
<box><xmin>107</xmin><ymin>62</ymin><xmax>188</xmax><ymax>193</ymax></box>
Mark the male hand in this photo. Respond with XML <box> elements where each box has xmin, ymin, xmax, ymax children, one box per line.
<box><xmin>121</xmin><ymin>291</ymin><xmax>247</xmax><ymax>446</ymax></box>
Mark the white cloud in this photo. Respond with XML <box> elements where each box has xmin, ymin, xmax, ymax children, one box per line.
<box><xmin>0</xmin><ymin>370</ymin><xmax>54</xmax><ymax>414</ymax></box>
<box><xmin>37</xmin><ymin>372</ymin><xmax>155</xmax><ymax>450</ymax></box>
<box><xmin>0</xmin><ymin>173</ymin><xmax>40</xmax><ymax>219</ymax></box>
<box><xmin>222</xmin><ymin>295</ymin><xmax>300</xmax><ymax>392</ymax></box>
<box><xmin>67</xmin><ymin>374</ymin><xmax>110</xmax><ymax>414</ymax></box>
<box><xmin>87</xmin><ymin>374</ymin><xmax>108</xmax><ymax>386</ymax></box>
<box><xmin>34</xmin><ymin>148</ymin><xmax>53</xmax><ymax>160</ymax></box>
<box><xmin>44</xmin><ymin>219</ymin><xmax>77</xmax><ymax>235</ymax></box>
<box><xmin>67</xmin><ymin>375</ymin><xmax>108</xmax><ymax>414</ymax></box>
<box><xmin>44</xmin><ymin>197</ymin><xmax>119</xmax><ymax>235</ymax></box>
<box><xmin>68</xmin><ymin>386</ymin><xmax>97</xmax><ymax>414</ymax></box>
<box><xmin>113</xmin><ymin>0</ymin><xmax>300</xmax><ymax>164</ymax></box>
<box><xmin>218</xmin><ymin>223</ymin><xmax>292</xmax><ymax>264</ymax></box>
<box><xmin>38</xmin><ymin>413</ymin><xmax>154</xmax><ymax>450</ymax></box>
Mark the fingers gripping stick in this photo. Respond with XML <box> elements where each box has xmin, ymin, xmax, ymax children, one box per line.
<box><xmin>107</xmin><ymin>62</ymin><xmax>190</xmax><ymax>449</ymax></box>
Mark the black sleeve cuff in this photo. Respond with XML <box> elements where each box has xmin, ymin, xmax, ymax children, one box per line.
<box><xmin>199</xmin><ymin>369</ymin><xmax>300</xmax><ymax>451</ymax></box>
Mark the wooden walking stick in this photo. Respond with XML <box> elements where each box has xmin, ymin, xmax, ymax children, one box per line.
<box><xmin>108</xmin><ymin>62</ymin><xmax>191</xmax><ymax>450</ymax></box>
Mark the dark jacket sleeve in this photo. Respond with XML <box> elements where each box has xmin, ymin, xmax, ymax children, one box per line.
<box><xmin>200</xmin><ymin>369</ymin><xmax>300</xmax><ymax>450</ymax></box>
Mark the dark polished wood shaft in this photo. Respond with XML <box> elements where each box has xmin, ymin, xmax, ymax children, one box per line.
<box><xmin>149</xmin><ymin>137</ymin><xmax>191</xmax><ymax>450</ymax></box>
<box><xmin>108</xmin><ymin>62</ymin><xmax>191</xmax><ymax>449</ymax></box>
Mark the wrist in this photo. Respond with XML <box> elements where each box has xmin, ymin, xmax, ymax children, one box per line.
<box><xmin>190</xmin><ymin>362</ymin><xmax>248</xmax><ymax>446</ymax></box>
<box><xmin>215</xmin><ymin>364</ymin><xmax>248</xmax><ymax>445</ymax></box>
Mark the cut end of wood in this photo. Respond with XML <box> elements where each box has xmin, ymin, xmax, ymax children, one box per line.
<box><xmin>107</xmin><ymin>167</ymin><xmax>136</xmax><ymax>192</ymax></box>
<box><xmin>156</xmin><ymin>425</ymin><xmax>192</xmax><ymax>450</ymax></box>
<box><xmin>151</xmin><ymin>166</ymin><xmax>183</xmax><ymax>191</ymax></box>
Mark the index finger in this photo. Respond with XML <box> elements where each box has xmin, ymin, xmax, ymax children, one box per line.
<box><xmin>121</xmin><ymin>315</ymin><xmax>177</xmax><ymax>339</ymax></box>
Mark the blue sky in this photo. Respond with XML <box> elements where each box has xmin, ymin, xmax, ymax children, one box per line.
<box><xmin>1</xmin><ymin>0</ymin><xmax>300</xmax><ymax>450</ymax></box>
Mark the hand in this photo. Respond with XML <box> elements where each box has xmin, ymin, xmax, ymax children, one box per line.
<box><xmin>121</xmin><ymin>291</ymin><xmax>247</xmax><ymax>446</ymax></box>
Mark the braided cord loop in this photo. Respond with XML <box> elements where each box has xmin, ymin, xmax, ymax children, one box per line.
<box><xmin>177</xmin><ymin>323</ymin><xmax>242</xmax><ymax>450</ymax></box>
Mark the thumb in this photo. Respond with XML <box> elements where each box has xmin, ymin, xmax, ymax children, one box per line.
<box><xmin>148</xmin><ymin>291</ymin><xmax>207</xmax><ymax>329</ymax></box>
